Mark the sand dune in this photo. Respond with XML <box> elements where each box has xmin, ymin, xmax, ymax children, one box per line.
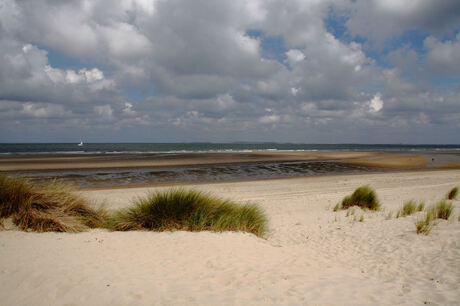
<box><xmin>1</xmin><ymin>170</ymin><xmax>459</xmax><ymax>305</ymax></box>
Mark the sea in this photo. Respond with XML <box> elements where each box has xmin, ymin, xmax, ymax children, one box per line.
<box><xmin>1</xmin><ymin>143</ymin><xmax>459</xmax><ymax>188</ymax></box>
<box><xmin>1</xmin><ymin>143</ymin><xmax>460</xmax><ymax>155</ymax></box>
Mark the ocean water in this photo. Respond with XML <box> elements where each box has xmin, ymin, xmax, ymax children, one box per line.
<box><xmin>1</xmin><ymin>143</ymin><xmax>459</xmax><ymax>155</ymax></box>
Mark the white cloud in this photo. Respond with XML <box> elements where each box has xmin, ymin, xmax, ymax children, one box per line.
<box><xmin>259</xmin><ymin>114</ymin><xmax>280</xmax><ymax>124</ymax></box>
<box><xmin>286</xmin><ymin>49</ymin><xmax>305</xmax><ymax>65</ymax></box>
<box><xmin>424</xmin><ymin>33</ymin><xmax>460</xmax><ymax>75</ymax></box>
<box><xmin>368</xmin><ymin>93</ymin><xmax>383</xmax><ymax>113</ymax></box>
<box><xmin>21</xmin><ymin>103</ymin><xmax>70</xmax><ymax>118</ymax></box>
<box><xmin>0</xmin><ymin>0</ymin><xmax>459</xmax><ymax>143</ymax></box>
<box><xmin>343</xmin><ymin>0</ymin><xmax>460</xmax><ymax>47</ymax></box>
<box><xmin>123</xmin><ymin>102</ymin><xmax>136</xmax><ymax>116</ymax></box>
<box><xmin>94</xmin><ymin>105</ymin><xmax>113</xmax><ymax>120</ymax></box>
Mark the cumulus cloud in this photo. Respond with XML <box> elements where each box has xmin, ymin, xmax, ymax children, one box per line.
<box><xmin>424</xmin><ymin>33</ymin><xmax>460</xmax><ymax>75</ymax></box>
<box><xmin>0</xmin><ymin>0</ymin><xmax>459</xmax><ymax>143</ymax></box>
<box><xmin>369</xmin><ymin>93</ymin><xmax>383</xmax><ymax>113</ymax></box>
<box><xmin>343</xmin><ymin>0</ymin><xmax>460</xmax><ymax>47</ymax></box>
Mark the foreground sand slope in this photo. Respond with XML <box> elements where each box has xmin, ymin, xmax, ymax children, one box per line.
<box><xmin>1</xmin><ymin>170</ymin><xmax>459</xmax><ymax>305</ymax></box>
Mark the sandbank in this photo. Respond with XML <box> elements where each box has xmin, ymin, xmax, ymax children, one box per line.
<box><xmin>0</xmin><ymin>151</ymin><xmax>444</xmax><ymax>172</ymax></box>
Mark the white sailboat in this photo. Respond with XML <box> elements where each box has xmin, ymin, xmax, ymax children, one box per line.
<box><xmin>78</xmin><ymin>140</ymin><xmax>83</xmax><ymax>146</ymax></box>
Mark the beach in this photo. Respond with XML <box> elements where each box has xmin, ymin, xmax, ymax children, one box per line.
<box><xmin>1</xmin><ymin>167</ymin><xmax>459</xmax><ymax>305</ymax></box>
<box><xmin>2</xmin><ymin>150</ymin><xmax>460</xmax><ymax>189</ymax></box>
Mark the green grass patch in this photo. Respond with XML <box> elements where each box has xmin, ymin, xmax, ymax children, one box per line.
<box><xmin>415</xmin><ymin>211</ymin><xmax>434</xmax><ymax>235</ymax></box>
<box><xmin>397</xmin><ymin>200</ymin><xmax>424</xmax><ymax>217</ymax></box>
<box><xmin>447</xmin><ymin>186</ymin><xmax>458</xmax><ymax>200</ymax></box>
<box><xmin>108</xmin><ymin>189</ymin><xmax>268</xmax><ymax>237</ymax></box>
<box><xmin>432</xmin><ymin>200</ymin><xmax>453</xmax><ymax>220</ymax></box>
<box><xmin>341</xmin><ymin>186</ymin><xmax>380</xmax><ymax>210</ymax></box>
<box><xmin>415</xmin><ymin>200</ymin><xmax>453</xmax><ymax>235</ymax></box>
<box><xmin>0</xmin><ymin>175</ymin><xmax>107</xmax><ymax>232</ymax></box>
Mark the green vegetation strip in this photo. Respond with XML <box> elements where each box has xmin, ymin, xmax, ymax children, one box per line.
<box><xmin>0</xmin><ymin>175</ymin><xmax>106</xmax><ymax>232</ymax></box>
<box><xmin>107</xmin><ymin>189</ymin><xmax>267</xmax><ymax>237</ymax></box>
<box><xmin>0</xmin><ymin>175</ymin><xmax>267</xmax><ymax>237</ymax></box>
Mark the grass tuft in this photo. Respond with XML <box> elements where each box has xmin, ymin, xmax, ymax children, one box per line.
<box><xmin>415</xmin><ymin>200</ymin><xmax>453</xmax><ymax>235</ymax></box>
<box><xmin>415</xmin><ymin>211</ymin><xmax>434</xmax><ymax>235</ymax></box>
<box><xmin>416</xmin><ymin>202</ymin><xmax>425</xmax><ymax>212</ymax></box>
<box><xmin>432</xmin><ymin>200</ymin><xmax>453</xmax><ymax>220</ymax></box>
<box><xmin>107</xmin><ymin>189</ymin><xmax>268</xmax><ymax>237</ymax></box>
<box><xmin>341</xmin><ymin>186</ymin><xmax>380</xmax><ymax>210</ymax></box>
<box><xmin>359</xmin><ymin>215</ymin><xmax>364</xmax><ymax>222</ymax></box>
<box><xmin>397</xmin><ymin>200</ymin><xmax>424</xmax><ymax>217</ymax></box>
<box><xmin>447</xmin><ymin>186</ymin><xmax>458</xmax><ymax>200</ymax></box>
<box><xmin>333</xmin><ymin>203</ymin><xmax>341</xmax><ymax>212</ymax></box>
<box><xmin>0</xmin><ymin>175</ymin><xmax>107</xmax><ymax>232</ymax></box>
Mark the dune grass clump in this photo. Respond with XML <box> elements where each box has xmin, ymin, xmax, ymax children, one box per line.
<box><xmin>415</xmin><ymin>210</ymin><xmax>434</xmax><ymax>235</ymax></box>
<box><xmin>108</xmin><ymin>189</ymin><xmax>267</xmax><ymax>237</ymax></box>
<box><xmin>341</xmin><ymin>185</ymin><xmax>380</xmax><ymax>210</ymax></box>
<box><xmin>432</xmin><ymin>200</ymin><xmax>453</xmax><ymax>220</ymax></box>
<box><xmin>0</xmin><ymin>175</ymin><xmax>107</xmax><ymax>232</ymax></box>
<box><xmin>415</xmin><ymin>200</ymin><xmax>453</xmax><ymax>235</ymax></box>
<box><xmin>397</xmin><ymin>200</ymin><xmax>424</xmax><ymax>218</ymax></box>
<box><xmin>447</xmin><ymin>186</ymin><xmax>458</xmax><ymax>200</ymax></box>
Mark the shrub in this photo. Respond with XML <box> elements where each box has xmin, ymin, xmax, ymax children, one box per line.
<box><xmin>0</xmin><ymin>175</ymin><xmax>107</xmax><ymax>232</ymax></box>
<box><xmin>341</xmin><ymin>186</ymin><xmax>380</xmax><ymax>210</ymax></box>
<box><xmin>108</xmin><ymin>189</ymin><xmax>267</xmax><ymax>237</ymax></box>
<box><xmin>447</xmin><ymin>186</ymin><xmax>458</xmax><ymax>200</ymax></box>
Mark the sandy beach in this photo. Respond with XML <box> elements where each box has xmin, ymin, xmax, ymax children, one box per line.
<box><xmin>1</xmin><ymin>169</ymin><xmax>459</xmax><ymax>305</ymax></box>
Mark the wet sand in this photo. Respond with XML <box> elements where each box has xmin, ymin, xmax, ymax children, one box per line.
<box><xmin>0</xmin><ymin>151</ymin><xmax>444</xmax><ymax>172</ymax></box>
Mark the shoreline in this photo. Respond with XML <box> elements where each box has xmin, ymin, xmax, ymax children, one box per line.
<box><xmin>2</xmin><ymin>150</ymin><xmax>460</xmax><ymax>189</ymax></box>
<box><xmin>78</xmin><ymin>167</ymin><xmax>448</xmax><ymax>191</ymax></box>
<box><xmin>2</xmin><ymin>150</ymin><xmax>459</xmax><ymax>172</ymax></box>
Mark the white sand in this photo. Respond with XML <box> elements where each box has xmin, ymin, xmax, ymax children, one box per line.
<box><xmin>1</xmin><ymin>170</ymin><xmax>459</xmax><ymax>305</ymax></box>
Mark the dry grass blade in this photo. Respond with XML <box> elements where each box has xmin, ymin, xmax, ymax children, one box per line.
<box><xmin>0</xmin><ymin>175</ymin><xmax>107</xmax><ymax>232</ymax></box>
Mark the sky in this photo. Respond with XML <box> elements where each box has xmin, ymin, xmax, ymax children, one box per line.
<box><xmin>0</xmin><ymin>0</ymin><xmax>459</xmax><ymax>144</ymax></box>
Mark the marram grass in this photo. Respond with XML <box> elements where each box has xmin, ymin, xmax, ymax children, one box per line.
<box><xmin>108</xmin><ymin>189</ymin><xmax>268</xmax><ymax>237</ymax></box>
<box><xmin>341</xmin><ymin>185</ymin><xmax>380</xmax><ymax>210</ymax></box>
<box><xmin>415</xmin><ymin>211</ymin><xmax>434</xmax><ymax>235</ymax></box>
<box><xmin>432</xmin><ymin>200</ymin><xmax>453</xmax><ymax>220</ymax></box>
<box><xmin>415</xmin><ymin>200</ymin><xmax>453</xmax><ymax>235</ymax></box>
<box><xmin>447</xmin><ymin>186</ymin><xmax>458</xmax><ymax>200</ymax></box>
<box><xmin>397</xmin><ymin>200</ymin><xmax>424</xmax><ymax>218</ymax></box>
<box><xmin>0</xmin><ymin>175</ymin><xmax>107</xmax><ymax>232</ymax></box>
